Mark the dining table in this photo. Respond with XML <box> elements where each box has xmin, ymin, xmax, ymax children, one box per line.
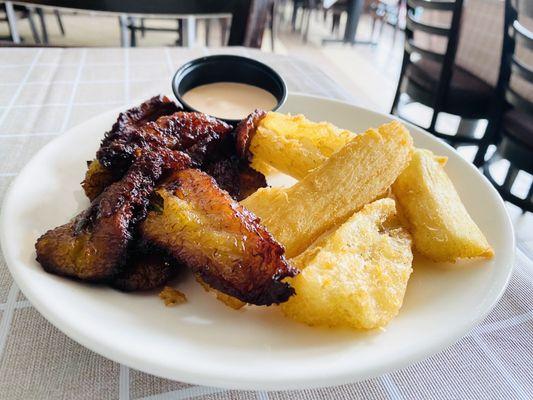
<box><xmin>0</xmin><ymin>46</ymin><xmax>532</xmax><ymax>400</ymax></box>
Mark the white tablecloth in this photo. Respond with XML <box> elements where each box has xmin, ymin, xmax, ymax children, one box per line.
<box><xmin>0</xmin><ymin>47</ymin><xmax>531</xmax><ymax>400</ymax></box>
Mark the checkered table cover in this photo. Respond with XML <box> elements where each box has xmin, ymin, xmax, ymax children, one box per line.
<box><xmin>0</xmin><ymin>47</ymin><xmax>531</xmax><ymax>400</ymax></box>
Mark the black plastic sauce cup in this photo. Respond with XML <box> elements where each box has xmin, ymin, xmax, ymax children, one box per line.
<box><xmin>171</xmin><ymin>55</ymin><xmax>287</xmax><ymax>124</ymax></box>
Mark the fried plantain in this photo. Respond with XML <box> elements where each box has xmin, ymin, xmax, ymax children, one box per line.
<box><xmin>203</xmin><ymin>155</ymin><xmax>267</xmax><ymax>201</ymax></box>
<box><xmin>36</xmin><ymin>149</ymin><xmax>191</xmax><ymax>282</ymax></box>
<box><xmin>83</xmin><ymin>96</ymin><xmax>181</xmax><ymax>199</ymax></box>
<box><xmin>235</xmin><ymin>109</ymin><xmax>267</xmax><ymax>160</ymax></box>
<box><xmin>82</xmin><ymin>159</ymin><xmax>119</xmax><ymax>201</ymax></box>
<box><xmin>140</xmin><ymin>168</ymin><xmax>297</xmax><ymax>305</ymax></box>
<box><xmin>97</xmin><ymin>111</ymin><xmax>232</xmax><ymax>172</ymax></box>
<box><xmin>111</xmin><ymin>248</ymin><xmax>181</xmax><ymax>292</ymax></box>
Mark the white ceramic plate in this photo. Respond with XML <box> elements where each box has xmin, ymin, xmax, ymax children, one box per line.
<box><xmin>0</xmin><ymin>94</ymin><xmax>514</xmax><ymax>391</ymax></box>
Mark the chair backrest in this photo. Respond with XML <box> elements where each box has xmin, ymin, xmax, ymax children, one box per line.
<box><xmin>498</xmin><ymin>0</ymin><xmax>533</xmax><ymax>115</ymax></box>
<box><xmin>404</xmin><ymin>0</ymin><xmax>464</xmax><ymax>109</ymax></box>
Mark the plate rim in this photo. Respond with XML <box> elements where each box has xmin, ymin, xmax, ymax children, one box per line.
<box><xmin>0</xmin><ymin>92</ymin><xmax>515</xmax><ymax>390</ymax></box>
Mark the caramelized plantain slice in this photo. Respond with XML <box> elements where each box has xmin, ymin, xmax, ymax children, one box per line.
<box><xmin>36</xmin><ymin>149</ymin><xmax>191</xmax><ymax>282</ymax></box>
<box><xmin>111</xmin><ymin>249</ymin><xmax>182</xmax><ymax>292</ymax></box>
<box><xmin>140</xmin><ymin>168</ymin><xmax>297</xmax><ymax>305</ymax></box>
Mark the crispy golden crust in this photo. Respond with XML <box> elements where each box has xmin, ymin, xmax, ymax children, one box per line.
<box><xmin>196</xmin><ymin>276</ymin><xmax>246</xmax><ymax>309</ymax></box>
<box><xmin>235</xmin><ymin>109</ymin><xmax>267</xmax><ymax>161</ymax></box>
<box><xmin>203</xmin><ymin>156</ymin><xmax>267</xmax><ymax>201</ymax></box>
<box><xmin>86</xmin><ymin>102</ymin><xmax>265</xmax><ymax>202</ymax></box>
<box><xmin>97</xmin><ymin>111</ymin><xmax>232</xmax><ymax>172</ymax></box>
<box><xmin>82</xmin><ymin>159</ymin><xmax>119</xmax><ymax>201</ymax></box>
<box><xmin>159</xmin><ymin>286</ymin><xmax>187</xmax><ymax>306</ymax></box>
<box><xmin>36</xmin><ymin>150</ymin><xmax>191</xmax><ymax>282</ymax></box>
<box><xmin>97</xmin><ymin>96</ymin><xmax>182</xmax><ymax>170</ymax></box>
<box><xmin>140</xmin><ymin>168</ymin><xmax>297</xmax><ymax>305</ymax></box>
<box><xmin>83</xmin><ymin>96</ymin><xmax>181</xmax><ymax>199</ymax></box>
<box><xmin>392</xmin><ymin>148</ymin><xmax>493</xmax><ymax>262</ymax></box>
<box><xmin>242</xmin><ymin>121</ymin><xmax>414</xmax><ymax>258</ymax></box>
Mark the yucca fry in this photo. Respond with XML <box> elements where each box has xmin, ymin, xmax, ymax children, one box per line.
<box><xmin>281</xmin><ymin>198</ymin><xmax>413</xmax><ymax>329</ymax></box>
<box><xmin>392</xmin><ymin>149</ymin><xmax>493</xmax><ymax>262</ymax></box>
<box><xmin>242</xmin><ymin>121</ymin><xmax>413</xmax><ymax>258</ymax></box>
<box><xmin>250</xmin><ymin>112</ymin><xmax>356</xmax><ymax>179</ymax></box>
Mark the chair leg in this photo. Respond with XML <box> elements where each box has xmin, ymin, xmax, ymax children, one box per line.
<box><xmin>291</xmin><ymin>2</ymin><xmax>299</xmax><ymax>32</ymax></box>
<box><xmin>525</xmin><ymin>183</ymin><xmax>533</xmax><ymax>214</ymax></box>
<box><xmin>370</xmin><ymin>15</ymin><xmax>377</xmax><ymax>43</ymax></box>
<box><xmin>391</xmin><ymin>58</ymin><xmax>408</xmax><ymax>114</ymax></box>
<box><xmin>502</xmin><ymin>165</ymin><xmax>519</xmax><ymax>194</ymax></box>
<box><xmin>429</xmin><ymin>109</ymin><xmax>439</xmax><ymax>133</ymax></box>
<box><xmin>303</xmin><ymin>9</ymin><xmax>311</xmax><ymax>43</ymax></box>
<box><xmin>270</xmin><ymin>1</ymin><xmax>276</xmax><ymax>52</ymax></box>
<box><xmin>129</xmin><ymin>17</ymin><xmax>137</xmax><ymax>47</ymax></box>
<box><xmin>220</xmin><ymin>18</ymin><xmax>228</xmax><ymax>46</ymax></box>
<box><xmin>473</xmin><ymin>141</ymin><xmax>490</xmax><ymax>167</ymax></box>
<box><xmin>54</xmin><ymin>9</ymin><xmax>65</xmax><ymax>35</ymax></box>
<box><xmin>176</xmin><ymin>19</ymin><xmax>183</xmax><ymax>46</ymax></box>
<box><xmin>332</xmin><ymin>13</ymin><xmax>340</xmax><ymax>35</ymax></box>
<box><xmin>27</xmin><ymin>9</ymin><xmax>41</xmax><ymax>44</ymax></box>
<box><xmin>36</xmin><ymin>8</ymin><xmax>48</xmax><ymax>44</ymax></box>
<box><xmin>378</xmin><ymin>17</ymin><xmax>386</xmax><ymax>41</ymax></box>
<box><xmin>205</xmin><ymin>19</ymin><xmax>211</xmax><ymax>46</ymax></box>
<box><xmin>140</xmin><ymin>18</ymin><xmax>145</xmax><ymax>38</ymax></box>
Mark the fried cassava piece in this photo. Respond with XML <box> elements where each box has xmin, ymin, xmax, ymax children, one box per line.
<box><xmin>392</xmin><ymin>148</ymin><xmax>493</xmax><ymax>262</ymax></box>
<box><xmin>242</xmin><ymin>121</ymin><xmax>414</xmax><ymax>258</ymax></box>
<box><xmin>140</xmin><ymin>168</ymin><xmax>298</xmax><ymax>305</ymax></box>
<box><xmin>281</xmin><ymin>198</ymin><xmax>413</xmax><ymax>329</ymax></box>
<box><xmin>36</xmin><ymin>150</ymin><xmax>191</xmax><ymax>282</ymax></box>
<box><xmin>237</xmin><ymin>111</ymin><xmax>356</xmax><ymax>179</ymax></box>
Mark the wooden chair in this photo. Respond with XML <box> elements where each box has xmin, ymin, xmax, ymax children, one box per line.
<box><xmin>482</xmin><ymin>0</ymin><xmax>533</xmax><ymax>212</ymax></box>
<box><xmin>391</xmin><ymin>0</ymin><xmax>495</xmax><ymax>160</ymax></box>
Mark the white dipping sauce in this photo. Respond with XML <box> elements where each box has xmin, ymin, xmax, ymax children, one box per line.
<box><xmin>182</xmin><ymin>82</ymin><xmax>278</xmax><ymax>120</ymax></box>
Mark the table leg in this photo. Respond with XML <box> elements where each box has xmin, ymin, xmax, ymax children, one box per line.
<box><xmin>182</xmin><ymin>16</ymin><xmax>196</xmax><ymax>47</ymax></box>
<box><xmin>119</xmin><ymin>14</ymin><xmax>130</xmax><ymax>47</ymax></box>
<box><xmin>5</xmin><ymin>1</ymin><xmax>21</xmax><ymax>44</ymax></box>
<box><xmin>322</xmin><ymin>0</ymin><xmax>373</xmax><ymax>45</ymax></box>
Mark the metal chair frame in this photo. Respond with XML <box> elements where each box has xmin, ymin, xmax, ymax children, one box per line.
<box><xmin>390</xmin><ymin>0</ymin><xmax>499</xmax><ymax>159</ymax></box>
<box><xmin>482</xmin><ymin>0</ymin><xmax>533</xmax><ymax>212</ymax></box>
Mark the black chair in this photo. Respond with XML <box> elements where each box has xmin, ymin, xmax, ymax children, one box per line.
<box><xmin>9</xmin><ymin>0</ymin><xmax>271</xmax><ymax>48</ymax></box>
<box><xmin>482</xmin><ymin>0</ymin><xmax>533</xmax><ymax>213</ymax></box>
<box><xmin>35</xmin><ymin>7</ymin><xmax>66</xmax><ymax>44</ymax></box>
<box><xmin>391</xmin><ymin>0</ymin><xmax>495</xmax><ymax>161</ymax></box>
<box><xmin>1</xmin><ymin>3</ymin><xmax>40</xmax><ymax>43</ymax></box>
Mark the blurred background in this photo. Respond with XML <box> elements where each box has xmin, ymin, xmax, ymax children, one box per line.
<box><xmin>1</xmin><ymin>0</ymin><xmax>532</xmax><ymax>215</ymax></box>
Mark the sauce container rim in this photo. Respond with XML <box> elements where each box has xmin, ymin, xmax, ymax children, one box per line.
<box><xmin>171</xmin><ymin>54</ymin><xmax>287</xmax><ymax>124</ymax></box>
